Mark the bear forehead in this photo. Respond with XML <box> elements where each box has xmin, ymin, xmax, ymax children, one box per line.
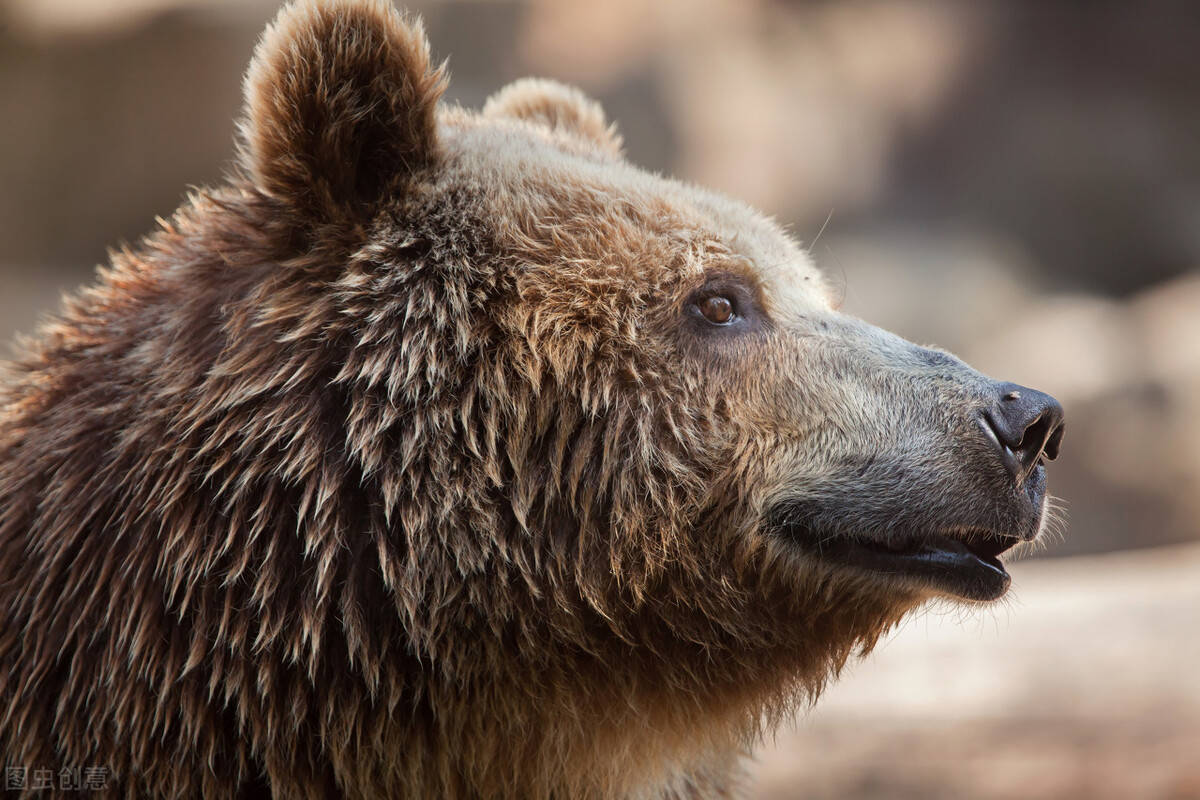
<box><xmin>439</xmin><ymin>109</ymin><xmax>834</xmax><ymax>319</ymax></box>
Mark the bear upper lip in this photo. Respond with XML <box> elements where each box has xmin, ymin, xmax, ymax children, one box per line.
<box><xmin>872</xmin><ymin>528</ymin><xmax>1021</xmax><ymax>561</ymax></box>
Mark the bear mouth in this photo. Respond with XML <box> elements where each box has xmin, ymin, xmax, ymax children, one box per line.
<box><xmin>813</xmin><ymin>529</ymin><xmax>1021</xmax><ymax>601</ymax></box>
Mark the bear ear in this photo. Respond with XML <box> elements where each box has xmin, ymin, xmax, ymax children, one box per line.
<box><xmin>483</xmin><ymin>78</ymin><xmax>623</xmax><ymax>157</ymax></box>
<box><xmin>238</xmin><ymin>0</ymin><xmax>446</xmax><ymax>223</ymax></box>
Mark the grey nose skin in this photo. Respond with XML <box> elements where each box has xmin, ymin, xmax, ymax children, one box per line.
<box><xmin>982</xmin><ymin>383</ymin><xmax>1065</xmax><ymax>484</ymax></box>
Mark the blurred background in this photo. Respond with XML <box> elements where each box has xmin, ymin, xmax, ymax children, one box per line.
<box><xmin>1</xmin><ymin>0</ymin><xmax>1197</xmax><ymax>796</ymax></box>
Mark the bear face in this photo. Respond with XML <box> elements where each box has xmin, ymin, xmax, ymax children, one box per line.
<box><xmin>236</xmin><ymin>0</ymin><xmax>1062</xmax><ymax>610</ymax></box>
<box><xmin>0</xmin><ymin>0</ymin><xmax>1064</xmax><ymax>797</ymax></box>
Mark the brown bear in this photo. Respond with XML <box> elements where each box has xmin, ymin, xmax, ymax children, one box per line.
<box><xmin>0</xmin><ymin>1</ymin><xmax>1065</xmax><ymax>797</ymax></box>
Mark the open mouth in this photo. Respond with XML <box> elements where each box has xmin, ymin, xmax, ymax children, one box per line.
<box><xmin>815</xmin><ymin>529</ymin><xmax>1022</xmax><ymax>601</ymax></box>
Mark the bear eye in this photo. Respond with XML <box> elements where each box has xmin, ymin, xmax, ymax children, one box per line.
<box><xmin>697</xmin><ymin>295</ymin><xmax>735</xmax><ymax>325</ymax></box>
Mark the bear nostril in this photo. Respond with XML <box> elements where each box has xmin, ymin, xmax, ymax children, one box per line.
<box><xmin>1016</xmin><ymin>413</ymin><xmax>1053</xmax><ymax>463</ymax></box>
<box><xmin>984</xmin><ymin>383</ymin><xmax>1065</xmax><ymax>483</ymax></box>
<box><xmin>1042</xmin><ymin>424</ymin><xmax>1064</xmax><ymax>461</ymax></box>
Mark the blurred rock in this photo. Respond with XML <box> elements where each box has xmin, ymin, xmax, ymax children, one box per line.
<box><xmin>876</xmin><ymin>2</ymin><xmax>1200</xmax><ymax>296</ymax></box>
<box><xmin>0</xmin><ymin>7</ymin><xmax>254</xmax><ymax>274</ymax></box>
<box><xmin>659</xmin><ymin>1</ymin><xmax>973</xmax><ymax>223</ymax></box>
<box><xmin>5</xmin><ymin>0</ymin><xmax>272</xmax><ymax>37</ymax></box>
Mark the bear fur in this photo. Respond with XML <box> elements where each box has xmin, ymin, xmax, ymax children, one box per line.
<box><xmin>0</xmin><ymin>1</ymin><xmax>1059</xmax><ymax>798</ymax></box>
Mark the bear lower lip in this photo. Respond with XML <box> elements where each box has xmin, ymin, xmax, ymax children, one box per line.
<box><xmin>816</xmin><ymin>531</ymin><xmax>1020</xmax><ymax>601</ymax></box>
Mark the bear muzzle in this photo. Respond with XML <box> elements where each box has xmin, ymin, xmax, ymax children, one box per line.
<box><xmin>763</xmin><ymin>361</ymin><xmax>1067</xmax><ymax>603</ymax></box>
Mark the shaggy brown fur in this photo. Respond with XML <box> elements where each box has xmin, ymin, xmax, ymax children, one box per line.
<box><xmin>0</xmin><ymin>2</ymin><xmax>1059</xmax><ymax>798</ymax></box>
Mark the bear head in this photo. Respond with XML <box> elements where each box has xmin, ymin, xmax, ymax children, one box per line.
<box><xmin>0</xmin><ymin>0</ymin><xmax>1065</xmax><ymax>795</ymax></box>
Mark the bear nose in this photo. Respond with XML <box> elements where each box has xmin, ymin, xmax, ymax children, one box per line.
<box><xmin>981</xmin><ymin>383</ymin><xmax>1065</xmax><ymax>484</ymax></box>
